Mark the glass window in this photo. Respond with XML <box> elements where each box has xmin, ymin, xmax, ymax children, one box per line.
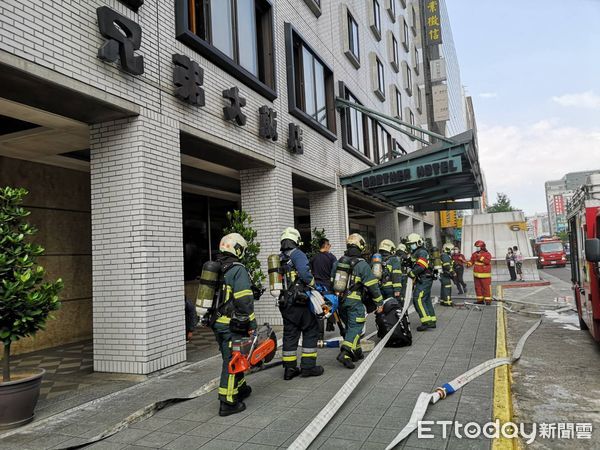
<box><xmin>373</xmin><ymin>0</ymin><xmax>381</xmax><ymax>33</ymax></box>
<box><xmin>540</xmin><ymin>242</ymin><xmax>564</xmax><ymax>253</ymax></box>
<box><xmin>403</xmin><ymin>18</ymin><xmax>410</xmax><ymax>48</ymax></box>
<box><xmin>237</xmin><ymin>0</ymin><xmax>258</xmax><ymax>75</ymax></box>
<box><xmin>377</xmin><ymin>124</ymin><xmax>391</xmax><ymax>163</ymax></box>
<box><xmin>395</xmin><ymin>87</ymin><xmax>402</xmax><ymax>118</ymax></box>
<box><xmin>211</xmin><ymin>1</ymin><xmax>234</xmax><ymax>58</ymax></box>
<box><xmin>288</xmin><ymin>24</ymin><xmax>335</xmax><ymax>136</ymax></box>
<box><xmin>392</xmin><ymin>35</ymin><xmax>399</xmax><ymax>68</ymax></box>
<box><xmin>348</xmin><ymin>12</ymin><xmax>360</xmax><ymax>61</ymax></box>
<box><xmin>376</xmin><ymin>58</ymin><xmax>385</xmax><ymax>95</ymax></box>
<box><xmin>388</xmin><ymin>0</ymin><xmax>396</xmax><ymax>18</ymax></box>
<box><xmin>184</xmin><ymin>0</ymin><xmax>275</xmax><ymax>92</ymax></box>
<box><xmin>346</xmin><ymin>92</ymin><xmax>365</xmax><ymax>154</ymax></box>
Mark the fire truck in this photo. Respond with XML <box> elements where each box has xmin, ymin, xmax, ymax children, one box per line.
<box><xmin>567</xmin><ymin>174</ymin><xmax>600</xmax><ymax>340</ymax></box>
<box><xmin>534</xmin><ymin>237</ymin><xmax>567</xmax><ymax>268</ymax></box>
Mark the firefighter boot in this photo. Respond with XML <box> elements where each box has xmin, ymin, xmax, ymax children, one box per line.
<box><xmin>417</xmin><ymin>323</ymin><xmax>434</xmax><ymax>332</ymax></box>
<box><xmin>301</xmin><ymin>365</ymin><xmax>325</xmax><ymax>377</ymax></box>
<box><xmin>354</xmin><ymin>348</ymin><xmax>364</xmax><ymax>361</ymax></box>
<box><xmin>238</xmin><ymin>384</ymin><xmax>252</xmax><ymax>400</ymax></box>
<box><xmin>284</xmin><ymin>367</ymin><xmax>301</xmax><ymax>380</ymax></box>
<box><xmin>337</xmin><ymin>349</ymin><xmax>355</xmax><ymax>369</ymax></box>
<box><xmin>219</xmin><ymin>401</ymin><xmax>246</xmax><ymax>417</ymax></box>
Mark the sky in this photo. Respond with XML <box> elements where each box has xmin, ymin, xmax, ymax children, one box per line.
<box><xmin>445</xmin><ymin>0</ymin><xmax>600</xmax><ymax>216</ymax></box>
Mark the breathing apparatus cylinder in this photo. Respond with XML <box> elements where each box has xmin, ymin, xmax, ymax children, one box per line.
<box><xmin>333</xmin><ymin>255</ymin><xmax>353</xmax><ymax>295</ymax></box>
<box><xmin>371</xmin><ymin>253</ymin><xmax>383</xmax><ymax>280</ymax></box>
<box><xmin>431</xmin><ymin>247</ymin><xmax>442</xmax><ymax>278</ymax></box>
<box><xmin>196</xmin><ymin>260</ymin><xmax>222</xmax><ymax>324</ymax></box>
<box><xmin>267</xmin><ymin>254</ymin><xmax>283</xmax><ymax>297</ymax></box>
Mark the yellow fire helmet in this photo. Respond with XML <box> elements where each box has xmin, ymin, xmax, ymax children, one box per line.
<box><xmin>406</xmin><ymin>233</ymin><xmax>424</xmax><ymax>247</ymax></box>
<box><xmin>378</xmin><ymin>239</ymin><xmax>396</xmax><ymax>254</ymax></box>
<box><xmin>347</xmin><ymin>233</ymin><xmax>366</xmax><ymax>251</ymax></box>
<box><xmin>396</xmin><ymin>243</ymin><xmax>408</xmax><ymax>253</ymax></box>
<box><xmin>442</xmin><ymin>243</ymin><xmax>454</xmax><ymax>253</ymax></box>
<box><xmin>280</xmin><ymin>227</ymin><xmax>302</xmax><ymax>245</ymax></box>
<box><xmin>219</xmin><ymin>233</ymin><xmax>248</xmax><ymax>258</ymax></box>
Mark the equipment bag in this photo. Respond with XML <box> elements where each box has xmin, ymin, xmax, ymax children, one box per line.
<box><xmin>375</xmin><ymin>298</ymin><xmax>412</xmax><ymax>347</ymax></box>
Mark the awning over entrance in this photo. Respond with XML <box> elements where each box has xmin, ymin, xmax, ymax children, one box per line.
<box><xmin>340</xmin><ymin>130</ymin><xmax>483</xmax><ymax>210</ymax></box>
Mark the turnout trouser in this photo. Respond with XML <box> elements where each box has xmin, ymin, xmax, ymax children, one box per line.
<box><xmin>213</xmin><ymin>322</ymin><xmax>246</xmax><ymax>405</ymax></box>
<box><xmin>339</xmin><ymin>299</ymin><xmax>366</xmax><ymax>359</ymax></box>
<box><xmin>474</xmin><ymin>276</ymin><xmax>492</xmax><ymax>304</ymax></box>
<box><xmin>281</xmin><ymin>304</ymin><xmax>320</xmax><ymax>369</ymax></box>
<box><xmin>413</xmin><ymin>277</ymin><xmax>436</xmax><ymax>325</ymax></box>
<box><xmin>440</xmin><ymin>274</ymin><xmax>453</xmax><ymax>305</ymax></box>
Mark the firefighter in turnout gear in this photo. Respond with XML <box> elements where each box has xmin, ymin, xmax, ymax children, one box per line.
<box><xmin>332</xmin><ymin>234</ymin><xmax>383</xmax><ymax>369</ymax></box>
<box><xmin>377</xmin><ymin>240</ymin><xmax>403</xmax><ymax>299</ymax></box>
<box><xmin>439</xmin><ymin>243</ymin><xmax>456</xmax><ymax>306</ymax></box>
<box><xmin>406</xmin><ymin>233</ymin><xmax>437</xmax><ymax>331</ymax></box>
<box><xmin>396</xmin><ymin>243</ymin><xmax>411</xmax><ymax>297</ymax></box>
<box><xmin>466</xmin><ymin>240</ymin><xmax>493</xmax><ymax>304</ymax></box>
<box><xmin>279</xmin><ymin>227</ymin><xmax>325</xmax><ymax>380</ymax></box>
<box><xmin>212</xmin><ymin>233</ymin><xmax>256</xmax><ymax>416</ymax></box>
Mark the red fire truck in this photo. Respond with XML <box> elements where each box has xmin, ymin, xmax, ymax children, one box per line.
<box><xmin>534</xmin><ymin>237</ymin><xmax>567</xmax><ymax>268</ymax></box>
<box><xmin>567</xmin><ymin>174</ymin><xmax>600</xmax><ymax>339</ymax></box>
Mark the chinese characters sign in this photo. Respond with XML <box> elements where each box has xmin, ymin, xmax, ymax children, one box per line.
<box><xmin>553</xmin><ymin>195</ymin><xmax>565</xmax><ymax>215</ymax></box>
<box><xmin>97</xmin><ymin>7</ymin><xmax>144</xmax><ymax>75</ymax></box>
<box><xmin>440</xmin><ymin>210</ymin><xmax>457</xmax><ymax>228</ymax></box>
<box><xmin>424</xmin><ymin>0</ymin><xmax>443</xmax><ymax>46</ymax></box>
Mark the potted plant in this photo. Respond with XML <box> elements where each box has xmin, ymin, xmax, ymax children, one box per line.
<box><xmin>224</xmin><ymin>210</ymin><xmax>265</xmax><ymax>299</ymax></box>
<box><xmin>0</xmin><ymin>187</ymin><xmax>63</xmax><ymax>430</ymax></box>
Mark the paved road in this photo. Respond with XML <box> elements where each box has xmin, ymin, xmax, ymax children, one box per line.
<box><xmin>505</xmin><ymin>269</ymin><xmax>600</xmax><ymax>449</ymax></box>
<box><xmin>538</xmin><ymin>265</ymin><xmax>572</xmax><ymax>284</ymax></box>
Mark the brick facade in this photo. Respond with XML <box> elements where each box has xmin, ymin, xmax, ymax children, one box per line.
<box><xmin>0</xmin><ymin>0</ymin><xmax>436</xmax><ymax>373</ymax></box>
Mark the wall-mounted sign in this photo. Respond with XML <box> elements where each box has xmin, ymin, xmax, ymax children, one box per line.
<box><xmin>553</xmin><ymin>194</ymin><xmax>565</xmax><ymax>215</ymax></box>
<box><xmin>508</xmin><ymin>222</ymin><xmax>527</xmax><ymax>232</ymax></box>
<box><xmin>222</xmin><ymin>87</ymin><xmax>247</xmax><ymax>126</ymax></box>
<box><xmin>424</xmin><ymin>0</ymin><xmax>443</xmax><ymax>46</ymax></box>
<box><xmin>259</xmin><ymin>106</ymin><xmax>278</xmax><ymax>141</ymax></box>
<box><xmin>362</xmin><ymin>156</ymin><xmax>462</xmax><ymax>189</ymax></box>
<box><xmin>97</xmin><ymin>7</ymin><xmax>144</xmax><ymax>75</ymax></box>
<box><xmin>440</xmin><ymin>210</ymin><xmax>457</xmax><ymax>228</ymax></box>
<box><xmin>288</xmin><ymin>123</ymin><xmax>304</xmax><ymax>154</ymax></box>
<box><xmin>173</xmin><ymin>54</ymin><xmax>205</xmax><ymax>106</ymax></box>
<box><xmin>432</xmin><ymin>84</ymin><xmax>449</xmax><ymax>122</ymax></box>
<box><xmin>430</xmin><ymin>59</ymin><xmax>447</xmax><ymax>82</ymax></box>
<box><xmin>118</xmin><ymin>0</ymin><xmax>144</xmax><ymax>11</ymax></box>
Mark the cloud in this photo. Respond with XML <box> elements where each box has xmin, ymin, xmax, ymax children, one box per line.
<box><xmin>479</xmin><ymin>92</ymin><xmax>498</xmax><ymax>99</ymax></box>
<box><xmin>477</xmin><ymin>121</ymin><xmax>600</xmax><ymax>215</ymax></box>
<box><xmin>552</xmin><ymin>91</ymin><xmax>600</xmax><ymax>109</ymax></box>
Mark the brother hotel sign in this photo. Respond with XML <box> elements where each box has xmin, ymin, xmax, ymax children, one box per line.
<box><xmin>362</xmin><ymin>156</ymin><xmax>462</xmax><ymax>189</ymax></box>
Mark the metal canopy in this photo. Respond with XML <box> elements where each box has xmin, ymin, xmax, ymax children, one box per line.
<box><xmin>340</xmin><ymin>130</ymin><xmax>483</xmax><ymax>210</ymax></box>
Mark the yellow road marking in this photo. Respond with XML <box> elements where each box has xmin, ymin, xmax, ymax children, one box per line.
<box><xmin>493</xmin><ymin>285</ymin><xmax>520</xmax><ymax>450</ymax></box>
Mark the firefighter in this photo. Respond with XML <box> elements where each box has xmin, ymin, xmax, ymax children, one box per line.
<box><xmin>396</xmin><ymin>242</ymin><xmax>411</xmax><ymax>297</ymax></box>
<box><xmin>332</xmin><ymin>233</ymin><xmax>384</xmax><ymax>369</ymax></box>
<box><xmin>406</xmin><ymin>233</ymin><xmax>437</xmax><ymax>331</ymax></box>
<box><xmin>377</xmin><ymin>239</ymin><xmax>403</xmax><ymax>299</ymax></box>
<box><xmin>466</xmin><ymin>240</ymin><xmax>493</xmax><ymax>304</ymax></box>
<box><xmin>279</xmin><ymin>227</ymin><xmax>324</xmax><ymax>380</ymax></box>
<box><xmin>439</xmin><ymin>243</ymin><xmax>456</xmax><ymax>306</ymax></box>
<box><xmin>212</xmin><ymin>233</ymin><xmax>256</xmax><ymax>416</ymax></box>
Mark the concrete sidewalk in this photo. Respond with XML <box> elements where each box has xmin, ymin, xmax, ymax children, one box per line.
<box><xmin>1</xmin><ymin>302</ymin><xmax>498</xmax><ymax>450</ymax></box>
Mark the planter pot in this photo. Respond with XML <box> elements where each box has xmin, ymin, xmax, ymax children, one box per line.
<box><xmin>0</xmin><ymin>369</ymin><xmax>45</xmax><ymax>430</ymax></box>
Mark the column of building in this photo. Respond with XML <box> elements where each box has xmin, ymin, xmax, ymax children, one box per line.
<box><xmin>309</xmin><ymin>188</ymin><xmax>348</xmax><ymax>257</ymax></box>
<box><xmin>90</xmin><ymin>110</ymin><xmax>185</xmax><ymax>374</ymax></box>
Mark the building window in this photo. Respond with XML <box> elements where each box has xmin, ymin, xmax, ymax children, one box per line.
<box><xmin>394</xmin><ymin>86</ymin><xmax>402</xmax><ymax>119</ymax></box>
<box><xmin>411</xmin><ymin>5</ymin><xmax>418</xmax><ymax>35</ymax></box>
<box><xmin>345</xmin><ymin>91</ymin><xmax>365</xmax><ymax>156</ymax></box>
<box><xmin>285</xmin><ymin>23</ymin><xmax>336</xmax><ymax>140</ymax></box>
<box><xmin>407</xmin><ymin>107</ymin><xmax>416</xmax><ymax>141</ymax></box>
<box><xmin>346</xmin><ymin>10</ymin><xmax>360</xmax><ymax>68</ymax></box>
<box><xmin>371</xmin><ymin>0</ymin><xmax>382</xmax><ymax>40</ymax></box>
<box><xmin>376</xmin><ymin>123</ymin><xmax>392</xmax><ymax>163</ymax></box>
<box><xmin>413</xmin><ymin>45</ymin><xmax>420</xmax><ymax>74</ymax></box>
<box><xmin>390</xmin><ymin>33</ymin><xmax>399</xmax><ymax>72</ymax></box>
<box><xmin>387</xmin><ymin>0</ymin><xmax>397</xmax><ymax>22</ymax></box>
<box><xmin>302</xmin><ymin>0</ymin><xmax>322</xmax><ymax>17</ymax></box>
<box><xmin>176</xmin><ymin>0</ymin><xmax>276</xmax><ymax>100</ymax></box>
<box><xmin>416</xmin><ymin>84</ymin><xmax>423</xmax><ymax>113</ymax></box>
<box><xmin>401</xmin><ymin>17</ymin><xmax>410</xmax><ymax>51</ymax></box>
<box><xmin>373</xmin><ymin>55</ymin><xmax>385</xmax><ymax>101</ymax></box>
<box><xmin>399</xmin><ymin>0</ymin><xmax>407</xmax><ymax>8</ymax></box>
<box><xmin>402</xmin><ymin>60</ymin><xmax>412</xmax><ymax>96</ymax></box>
